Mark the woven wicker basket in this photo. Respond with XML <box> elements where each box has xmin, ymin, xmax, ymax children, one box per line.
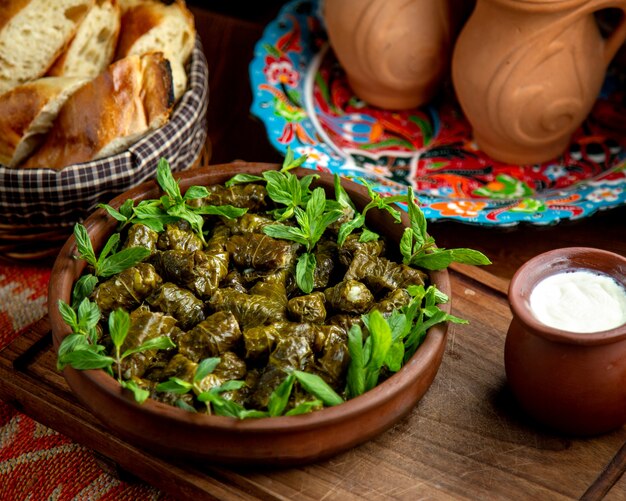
<box><xmin>0</xmin><ymin>37</ymin><xmax>210</xmax><ymax>262</ymax></box>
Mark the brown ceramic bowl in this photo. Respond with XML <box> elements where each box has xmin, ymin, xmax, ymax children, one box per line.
<box><xmin>48</xmin><ymin>161</ymin><xmax>451</xmax><ymax>465</ymax></box>
<box><xmin>505</xmin><ymin>247</ymin><xmax>626</xmax><ymax>436</ymax></box>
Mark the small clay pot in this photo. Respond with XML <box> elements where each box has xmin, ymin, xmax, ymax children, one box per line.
<box><xmin>505</xmin><ymin>247</ymin><xmax>626</xmax><ymax>436</ymax></box>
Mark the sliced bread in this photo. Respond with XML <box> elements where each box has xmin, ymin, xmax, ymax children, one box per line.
<box><xmin>115</xmin><ymin>0</ymin><xmax>195</xmax><ymax>100</ymax></box>
<box><xmin>0</xmin><ymin>0</ymin><xmax>94</xmax><ymax>93</ymax></box>
<box><xmin>0</xmin><ymin>76</ymin><xmax>88</xmax><ymax>166</ymax></box>
<box><xmin>22</xmin><ymin>52</ymin><xmax>174</xmax><ymax>169</ymax></box>
<box><xmin>48</xmin><ymin>0</ymin><xmax>121</xmax><ymax>79</ymax></box>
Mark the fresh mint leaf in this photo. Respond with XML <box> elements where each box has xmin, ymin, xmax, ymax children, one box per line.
<box><xmin>109</xmin><ymin>309</ymin><xmax>130</xmax><ymax>349</ymax></box>
<box><xmin>96</xmin><ymin>233</ymin><xmax>121</xmax><ymax>269</ymax></box>
<box><xmin>358</xmin><ymin>178</ymin><xmax>406</xmax><ymax>223</ymax></box>
<box><xmin>280</xmin><ymin>146</ymin><xmax>307</xmax><ymax>172</ymax></box>
<box><xmin>434</xmin><ymin>287</ymin><xmax>449</xmax><ymax>304</ymax></box>
<box><xmin>120</xmin><ymin>379</ymin><xmax>150</xmax><ymax>404</ymax></box>
<box><xmin>407</xmin><ymin>188</ymin><xmax>426</xmax><ymax>244</ymax></box>
<box><xmin>263</xmin><ymin>224</ymin><xmax>308</xmax><ymax>246</ymax></box>
<box><xmin>73</xmin><ymin>224</ymin><xmax>97</xmax><ymax>268</ymax></box>
<box><xmin>194</xmin><ymin>357</ymin><xmax>221</xmax><ymax>382</ymax></box>
<box><xmin>346</xmin><ymin>324</ymin><xmax>365</xmax><ymax>398</ymax></box>
<box><xmin>98</xmin><ymin>203</ymin><xmax>128</xmax><ymax>223</ymax></box>
<box><xmin>400</xmin><ymin>228</ymin><xmax>414</xmax><ymax>265</ymax></box>
<box><xmin>447</xmin><ymin>248</ymin><xmax>492</xmax><ymax>266</ymax></box>
<box><xmin>59</xmin><ymin>349</ymin><xmax>114</xmax><ymax>370</ymax></box>
<box><xmin>167</xmin><ymin>204</ymin><xmax>206</xmax><ymax>241</ymax></box>
<box><xmin>364</xmin><ymin>310</ymin><xmax>393</xmax><ymax>391</ymax></box>
<box><xmin>71</xmin><ymin>274</ymin><xmax>98</xmax><ymax>309</ymax></box>
<box><xmin>305</xmin><ymin>187</ymin><xmax>327</xmax><ymax>226</ymax></box>
<box><xmin>292</xmin><ymin>370</ymin><xmax>343</xmax><ymax>406</ymax></box>
<box><xmin>337</xmin><ymin>214</ymin><xmax>365</xmax><ymax>247</ymax></box>
<box><xmin>313</xmin><ymin>208</ymin><xmax>342</xmax><ymax>246</ymax></box>
<box><xmin>358</xmin><ymin>228</ymin><xmax>379</xmax><ymax>243</ymax></box>
<box><xmin>296</xmin><ymin>252</ymin><xmax>316</xmax><ymax>294</ymax></box>
<box><xmin>285</xmin><ymin>399</ymin><xmax>323</xmax><ymax>416</ymax></box>
<box><xmin>282</xmin><ymin>146</ymin><xmax>295</xmax><ymax>171</ymax></box>
<box><xmin>119</xmin><ymin>199</ymin><xmax>135</xmax><ymax>220</ymax></box>
<box><xmin>175</xmin><ymin>399</ymin><xmax>197</xmax><ymax>412</ymax></box>
<box><xmin>183</xmin><ymin>185</ymin><xmax>210</xmax><ymax>200</ymax></box>
<box><xmin>387</xmin><ymin>308</ymin><xmax>410</xmax><ymax>342</ymax></box>
<box><xmin>77</xmin><ymin>298</ymin><xmax>100</xmax><ymax>333</ymax></box>
<box><xmin>198</xmin><ymin>392</ymin><xmax>269</xmax><ymax>419</ymax></box>
<box><xmin>334</xmin><ymin>173</ymin><xmax>355</xmax><ymax>210</ymax></box>
<box><xmin>411</xmin><ymin>248</ymin><xmax>491</xmax><ymax>270</ymax></box>
<box><xmin>225</xmin><ymin>173</ymin><xmax>264</xmax><ymax>187</ymax></box>
<box><xmin>58</xmin><ymin>300</ymin><xmax>78</xmax><ymax>330</ymax></box>
<box><xmin>122</xmin><ymin>335</ymin><xmax>175</xmax><ymax>358</ymax></box>
<box><xmin>298</xmin><ymin>174</ymin><xmax>318</xmax><ymax>196</ymax></box>
<box><xmin>268</xmin><ymin>374</ymin><xmax>295</xmax><ymax>417</ymax></box>
<box><xmin>57</xmin><ymin>334</ymin><xmax>90</xmax><ymax>370</ymax></box>
<box><xmin>384</xmin><ymin>340</ymin><xmax>405</xmax><ymax>372</ymax></box>
<box><xmin>193</xmin><ymin>205</ymin><xmax>247</xmax><ymax>219</ymax></box>
<box><xmin>263</xmin><ymin>170</ymin><xmax>298</xmax><ymax>208</ymax></box>
<box><xmin>401</xmin><ymin>187</ymin><xmax>491</xmax><ymax>270</ymax></box>
<box><xmin>97</xmin><ymin>247</ymin><xmax>151</xmax><ymax>278</ymax></box>
<box><xmin>211</xmin><ymin>380</ymin><xmax>246</xmax><ymax>394</ymax></box>
<box><xmin>156</xmin><ymin>158</ymin><xmax>182</xmax><ymax>203</ymax></box>
<box><xmin>156</xmin><ymin>377</ymin><xmax>193</xmax><ymax>394</ymax></box>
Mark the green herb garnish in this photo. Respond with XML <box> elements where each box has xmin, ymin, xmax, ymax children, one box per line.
<box><xmin>74</xmin><ymin>224</ymin><xmax>150</xmax><ymax>278</ymax></box>
<box><xmin>99</xmin><ymin>158</ymin><xmax>247</xmax><ymax>244</ymax></box>
<box><xmin>57</xmin><ymin>300</ymin><xmax>175</xmax><ymax>404</ymax></box>
<box><xmin>400</xmin><ymin>188</ymin><xmax>491</xmax><ymax>270</ymax></box>
<box><xmin>345</xmin><ymin>286</ymin><xmax>467</xmax><ymax>399</ymax></box>
<box><xmin>264</xmin><ymin>187</ymin><xmax>342</xmax><ymax>293</ymax></box>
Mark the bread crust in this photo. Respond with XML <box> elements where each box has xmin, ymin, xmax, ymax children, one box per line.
<box><xmin>0</xmin><ymin>0</ymin><xmax>31</xmax><ymax>31</ymax></box>
<box><xmin>22</xmin><ymin>52</ymin><xmax>174</xmax><ymax>169</ymax></box>
<box><xmin>0</xmin><ymin>77</ymin><xmax>87</xmax><ymax>166</ymax></box>
<box><xmin>115</xmin><ymin>0</ymin><xmax>195</xmax><ymax>100</ymax></box>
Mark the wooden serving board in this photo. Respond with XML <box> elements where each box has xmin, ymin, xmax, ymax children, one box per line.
<box><xmin>1</xmin><ymin>266</ymin><xmax>625</xmax><ymax>500</ymax></box>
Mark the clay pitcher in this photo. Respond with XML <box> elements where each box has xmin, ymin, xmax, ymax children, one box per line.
<box><xmin>452</xmin><ymin>0</ymin><xmax>626</xmax><ymax>165</ymax></box>
<box><xmin>323</xmin><ymin>0</ymin><xmax>464</xmax><ymax>110</ymax></box>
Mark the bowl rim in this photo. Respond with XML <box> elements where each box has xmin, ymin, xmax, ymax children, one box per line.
<box><xmin>48</xmin><ymin>161</ymin><xmax>451</xmax><ymax>434</ymax></box>
<box><xmin>508</xmin><ymin>246</ymin><xmax>626</xmax><ymax>345</ymax></box>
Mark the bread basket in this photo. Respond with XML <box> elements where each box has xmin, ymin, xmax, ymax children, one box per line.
<box><xmin>0</xmin><ymin>36</ymin><xmax>210</xmax><ymax>262</ymax></box>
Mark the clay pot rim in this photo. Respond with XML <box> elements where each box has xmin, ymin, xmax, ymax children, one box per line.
<box><xmin>48</xmin><ymin>161</ymin><xmax>451</xmax><ymax>437</ymax></box>
<box><xmin>487</xmin><ymin>0</ymin><xmax>592</xmax><ymax>11</ymax></box>
<box><xmin>508</xmin><ymin>247</ymin><xmax>626</xmax><ymax>345</ymax></box>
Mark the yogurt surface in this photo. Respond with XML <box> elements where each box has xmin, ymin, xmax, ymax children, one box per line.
<box><xmin>529</xmin><ymin>270</ymin><xmax>626</xmax><ymax>333</ymax></box>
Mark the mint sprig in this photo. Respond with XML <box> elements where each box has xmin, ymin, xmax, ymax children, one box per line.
<box><xmin>57</xmin><ymin>298</ymin><xmax>175</xmax><ymax>403</ymax></box>
<box><xmin>264</xmin><ymin>187</ymin><xmax>342</xmax><ymax>293</ymax></box>
<box><xmin>400</xmin><ymin>188</ymin><xmax>491</xmax><ymax>270</ymax></box>
<box><xmin>345</xmin><ymin>286</ymin><xmax>467</xmax><ymax>399</ymax></box>
<box><xmin>74</xmin><ymin>224</ymin><xmax>150</xmax><ymax>278</ymax></box>
<box><xmin>99</xmin><ymin>158</ymin><xmax>247</xmax><ymax>244</ymax></box>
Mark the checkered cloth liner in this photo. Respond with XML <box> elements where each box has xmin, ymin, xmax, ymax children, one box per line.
<box><xmin>0</xmin><ymin>36</ymin><xmax>209</xmax><ymax>228</ymax></box>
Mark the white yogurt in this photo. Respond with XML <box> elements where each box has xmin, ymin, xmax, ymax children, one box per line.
<box><xmin>529</xmin><ymin>270</ymin><xmax>626</xmax><ymax>333</ymax></box>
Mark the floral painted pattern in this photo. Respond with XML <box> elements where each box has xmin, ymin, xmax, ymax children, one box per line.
<box><xmin>250</xmin><ymin>0</ymin><xmax>626</xmax><ymax>226</ymax></box>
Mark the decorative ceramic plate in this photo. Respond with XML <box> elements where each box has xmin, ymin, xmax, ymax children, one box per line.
<box><xmin>250</xmin><ymin>0</ymin><xmax>626</xmax><ymax>226</ymax></box>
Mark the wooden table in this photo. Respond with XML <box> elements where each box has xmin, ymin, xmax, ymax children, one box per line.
<box><xmin>1</xmin><ymin>4</ymin><xmax>625</xmax><ymax>500</ymax></box>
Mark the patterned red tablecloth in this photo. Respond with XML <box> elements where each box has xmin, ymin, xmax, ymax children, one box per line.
<box><xmin>0</xmin><ymin>263</ymin><xmax>171</xmax><ymax>500</ymax></box>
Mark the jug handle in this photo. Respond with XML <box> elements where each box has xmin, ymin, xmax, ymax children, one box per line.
<box><xmin>593</xmin><ymin>1</ymin><xmax>626</xmax><ymax>64</ymax></box>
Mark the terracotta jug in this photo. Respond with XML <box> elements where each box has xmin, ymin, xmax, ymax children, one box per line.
<box><xmin>323</xmin><ymin>0</ymin><xmax>466</xmax><ymax>110</ymax></box>
<box><xmin>452</xmin><ymin>0</ymin><xmax>626</xmax><ymax>165</ymax></box>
